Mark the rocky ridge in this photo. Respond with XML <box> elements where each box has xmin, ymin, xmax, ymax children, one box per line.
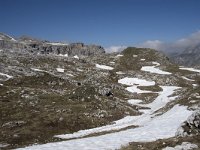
<box><xmin>0</xmin><ymin>33</ymin><xmax>105</xmax><ymax>56</ymax></box>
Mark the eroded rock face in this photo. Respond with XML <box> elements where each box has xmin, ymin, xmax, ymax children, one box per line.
<box><xmin>0</xmin><ymin>40</ymin><xmax>26</xmax><ymax>50</ymax></box>
<box><xmin>0</xmin><ymin>33</ymin><xmax>105</xmax><ymax>56</ymax></box>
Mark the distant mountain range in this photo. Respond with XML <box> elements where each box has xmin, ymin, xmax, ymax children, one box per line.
<box><xmin>169</xmin><ymin>44</ymin><xmax>200</xmax><ymax>67</ymax></box>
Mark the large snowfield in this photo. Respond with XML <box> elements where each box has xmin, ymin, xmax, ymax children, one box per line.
<box><xmin>16</xmin><ymin>76</ymin><xmax>193</xmax><ymax>150</ymax></box>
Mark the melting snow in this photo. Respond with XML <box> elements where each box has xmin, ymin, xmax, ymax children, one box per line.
<box><xmin>96</xmin><ymin>64</ymin><xmax>114</xmax><ymax>70</ymax></box>
<box><xmin>31</xmin><ymin>68</ymin><xmax>46</xmax><ymax>72</ymax></box>
<box><xmin>31</xmin><ymin>68</ymin><xmax>49</xmax><ymax>74</ymax></box>
<box><xmin>76</xmin><ymin>68</ymin><xmax>83</xmax><ymax>72</ymax></box>
<box><xmin>133</xmin><ymin>55</ymin><xmax>138</xmax><ymax>57</ymax></box>
<box><xmin>47</xmin><ymin>42</ymin><xmax>68</xmax><ymax>46</ymax></box>
<box><xmin>118</xmin><ymin>77</ymin><xmax>155</xmax><ymax>94</ymax></box>
<box><xmin>73</xmin><ymin>55</ymin><xmax>79</xmax><ymax>59</ymax></box>
<box><xmin>116</xmin><ymin>54</ymin><xmax>123</xmax><ymax>57</ymax></box>
<box><xmin>141</xmin><ymin>66</ymin><xmax>171</xmax><ymax>75</ymax></box>
<box><xmin>128</xmin><ymin>86</ymin><xmax>180</xmax><ymax>113</ymax></box>
<box><xmin>140</xmin><ymin>59</ymin><xmax>145</xmax><ymax>61</ymax></box>
<box><xmin>193</xmin><ymin>84</ymin><xmax>198</xmax><ymax>87</ymax></box>
<box><xmin>126</xmin><ymin>86</ymin><xmax>154</xmax><ymax>94</ymax></box>
<box><xmin>152</xmin><ymin>61</ymin><xmax>160</xmax><ymax>66</ymax></box>
<box><xmin>0</xmin><ymin>143</ymin><xmax>9</xmax><ymax>148</ymax></box>
<box><xmin>162</xmin><ymin>142</ymin><xmax>198</xmax><ymax>150</ymax></box>
<box><xmin>139</xmin><ymin>86</ymin><xmax>181</xmax><ymax>112</ymax></box>
<box><xmin>16</xmin><ymin>85</ymin><xmax>193</xmax><ymax>150</ymax></box>
<box><xmin>56</xmin><ymin>68</ymin><xmax>64</xmax><ymax>73</ymax></box>
<box><xmin>116</xmin><ymin>71</ymin><xmax>125</xmax><ymax>75</ymax></box>
<box><xmin>0</xmin><ymin>72</ymin><xmax>13</xmax><ymax>79</ymax></box>
<box><xmin>55</xmin><ymin>86</ymin><xmax>180</xmax><ymax>140</ymax></box>
<box><xmin>128</xmin><ymin>99</ymin><xmax>143</xmax><ymax>105</ymax></box>
<box><xmin>66</xmin><ymin>73</ymin><xmax>74</xmax><ymax>77</ymax></box>
<box><xmin>179</xmin><ymin>67</ymin><xmax>200</xmax><ymax>73</ymax></box>
<box><xmin>118</xmin><ymin>77</ymin><xmax>155</xmax><ymax>86</ymax></box>
<box><xmin>1</xmin><ymin>33</ymin><xmax>17</xmax><ymax>41</ymax></box>
<box><xmin>16</xmin><ymin>78</ymin><xmax>192</xmax><ymax>150</ymax></box>
<box><xmin>196</xmin><ymin>95</ymin><xmax>200</xmax><ymax>99</ymax></box>
<box><xmin>16</xmin><ymin>105</ymin><xmax>192</xmax><ymax>150</ymax></box>
<box><xmin>181</xmin><ymin>76</ymin><xmax>195</xmax><ymax>81</ymax></box>
<box><xmin>58</xmin><ymin>54</ymin><xmax>68</xmax><ymax>57</ymax></box>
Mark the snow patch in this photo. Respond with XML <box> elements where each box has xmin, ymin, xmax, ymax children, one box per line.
<box><xmin>0</xmin><ymin>72</ymin><xmax>13</xmax><ymax>79</ymax></box>
<box><xmin>16</xmin><ymin>105</ymin><xmax>193</xmax><ymax>150</ymax></box>
<box><xmin>152</xmin><ymin>61</ymin><xmax>160</xmax><ymax>66</ymax></box>
<box><xmin>31</xmin><ymin>68</ymin><xmax>46</xmax><ymax>72</ymax></box>
<box><xmin>116</xmin><ymin>54</ymin><xmax>123</xmax><ymax>57</ymax></box>
<box><xmin>0</xmin><ymin>143</ymin><xmax>9</xmax><ymax>148</ymax></box>
<box><xmin>55</xmin><ymin>86</ymin><xmax>180</xmax><ymax>139</ymax></box>
<box><xmin>140</xmin><ymin>59</ymin><xmax>145</xmax><ymax>61</ymax></box>
<box><xmin>56</xmin><ymin>68</ymin><xmax>64</xmax><ymax>73</ymax></box>
<box><xmin>193</xmin><ymin>84</ymin><xmax>198</xmax><ymax>87</ymax></box>
<box><xmin>162</xmin><ymin>142</ymin><xmax>198</xmax><ymax>150</ymax></box>
<box><xmin>116</xmin><ymin>71</ymin><xmax>125</xmax><ymax>75</ymax></box>
<box><xmin>179</xmin><ymin>67</ymin><xmax>200</xmax><ymax>73</ymax></box>
<box><xmin>58</xmin><ymin>53</ymin><xmax>68</xmax><ymax>57</ymax></box>
<box><xmin>73</xmin><ymin>55</ymin><xmax>79</xmax><ymax>59</ymax></box>
<box><xmin>128</xmin><ymin>99</ymin><xmax>143</xmax><ymax>105</ymax></box>
<box><xmin>141</xmin><ymin>66</ymin><xmax>171</xmax><ymax>75</ymax></box>
<box><xmin>133</xmin><ymin>55</ymin><xmax>138</xmax><ymax>57</ymax></box>
<box><xmin>181</xmin><ymin>76</ymin><xmax>195</xmax><ymax>81</ymax></box>
<box><xmin>76</xmin><ymin>68</ymin><xmax>83</xmax><ymax>72</ymax></box>
<box><xmin>66</xmin><ymin>73</ymin><xmax>74</xmax><ymax>77</ymax></box>
<box><xmin>126</xmin><ymin>86</ymin><xmax>154</xmax><ymax>94</ymax></box>
<box><xmin>96</xmin><ymin>64</ymin><xmax>114</xmax><ymax>70</ymax></box>
<box><xmin>140</xmin><ymin>86</ymin><xmax>181</xmax><ymax>112</ymax></box>
<box><xmin>118</xmin><ymin>77</ymin><xmax>155</xmax><ymax>86</ymax></box>
<box><xmin>47</xmin><ymin>42</ymin><xmax>68</xmax><ymax>46</ymax></box>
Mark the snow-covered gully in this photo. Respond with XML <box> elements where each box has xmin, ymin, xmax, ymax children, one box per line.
<box><xmin>16</xmin><ymin>78</ymin><xmax>193</xmax><ymax>150</ymax></box>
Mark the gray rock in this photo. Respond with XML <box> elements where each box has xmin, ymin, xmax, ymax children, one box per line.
<box><xmin>0</xmin><ymin>33</ymin><xmax>105</xmax><ymax>57</ymax></box>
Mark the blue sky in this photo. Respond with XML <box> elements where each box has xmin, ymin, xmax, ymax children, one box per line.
<box><xmin>0</xmin><ymin>0</ymin><xmax>200</xmax><ymax>48</ymax></box>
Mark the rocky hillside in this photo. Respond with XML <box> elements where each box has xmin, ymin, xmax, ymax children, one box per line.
<box><xmin>0</xmin><ymin>33</ymin><xmax>200</xmax><ymax>150</ymax></box>
<box><xmin>169</xmin><ymin>44</ymin><xmax>200</xmax><ymax>67</ymax></box>
<box><xmin>0</xmin><ymin>33</ymin><xmax>105</xmax><ymax>56</ymax></box>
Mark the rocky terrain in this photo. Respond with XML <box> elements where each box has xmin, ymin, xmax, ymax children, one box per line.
<box><xmin>0</xmin><ymin>33</ymin><xmax>105</xmax><ymax>56</ymax></box>
<box><xmin>0</xmin><ymin>33</ymin><xmax>200</xmax><ymax>150</ymax></box>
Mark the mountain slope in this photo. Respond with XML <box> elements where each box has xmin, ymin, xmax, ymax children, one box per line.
<box><xmin>0</xmin><ymin>34</ymin><xmax>200</xmax><ymax>150</ymax></box>
<box><xmin>169</xmin><ymin>44</ymin><xmax>200</xmax><ymax>67</ymax></box>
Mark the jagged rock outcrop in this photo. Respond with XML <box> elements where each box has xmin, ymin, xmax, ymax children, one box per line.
<box><xmin>0</xmin><ymin>33</ymin><xmax>105</xmax><ymax>56</ymax></box>
<box><xmin>26</xmin><ymin>42</ymin><xmax>105</xmax><ymax>56</ymax></box>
